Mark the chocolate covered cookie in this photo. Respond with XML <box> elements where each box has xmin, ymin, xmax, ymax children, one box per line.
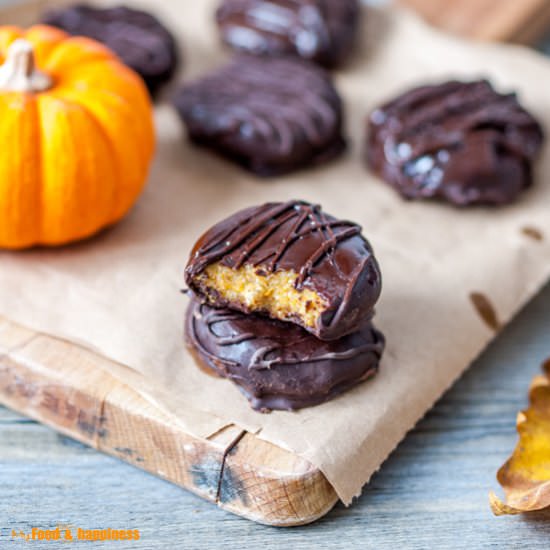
<box><xmin>216</xmin><ymin>0</ymin><xmax>360</xmax><ymax>68</ymax></box>
<box><xmin>186</xmin><ymin>299</ymin><xmax>384</xmax><ymax>412</ymax></box>
<box><xmin>42</xmin><ymin>4</ymin><xmax>178</xmax><ymax>94</ymax></box>
<box><xmin>367</xmin><ymin>80</ymin><xmax>544</xmax><ymax>206</ymax></box>
<box><xmin>185</xmin><ymin>200</ymin><xmax>382</xmax><ymax>341</ymax></box>
<box><xmin>172</xmin><ymin>56</ymin><xmax>345</xmax><ymax>176</ymax></box>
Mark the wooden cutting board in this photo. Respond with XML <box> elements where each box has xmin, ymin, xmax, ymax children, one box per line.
<box><xmin>400</xmin><ymin>0</ymin><xmax>550</xmax><ymax>43</ymax></box>
<box><xmin>0</xmin><ymin>316</ymin><xmax>337</xmax><ymax>526</ymax></box>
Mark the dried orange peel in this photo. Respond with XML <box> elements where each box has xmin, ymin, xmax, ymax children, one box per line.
<box><xmin>490</xmin><ymin>360</ymin><xmax>550</xmax><ymax>515</ymax></box>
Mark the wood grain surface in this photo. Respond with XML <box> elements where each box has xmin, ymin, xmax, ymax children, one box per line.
<box><xmin>1</xmin><ymin>281</ymin><xmax>550</xmax><ymax>548</ymax></box>
<box><xmin>0</xmin><ymin>317</ymin><xmax>337</xmax><ymax>527</ymax></box>
<box><xmin>400</xmin><ymin>0</ymin><xmax>550</xmax><ymax>43</ymax></box>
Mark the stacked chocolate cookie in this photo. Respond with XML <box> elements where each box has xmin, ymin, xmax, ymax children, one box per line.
<box><xmin>184</xmin><ymin>200</ymin><xmax>385</xmax><ymax>412</ymax></box>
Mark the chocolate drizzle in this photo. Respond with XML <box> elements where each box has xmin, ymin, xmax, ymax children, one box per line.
<box><xmin>215</xmin><ymin>0</ymin><xmax>360</xmax><ymax>68</ymax></box>
<box><xmin>185</xmin><ymin>200</ymin><xmax>382</xmax><ymax>340</ymax></box>
<box><xmin>522</xmin><ymin>226</ymin><xmax>544</xmax><ymax>241</ymax></box>
<box><xmin>202</xmin><ymin>304</ymin><xmax>378</xmax><ymax>369</ymax></box>
<box><xmin>190</xmin><ymin>201</ymin><xmax>361</xmax><ymax>288</ymax></box>
<box><xmin>186</xmin><ymin>299</ymin><xmax>384</xmax><ymax>411</ymax></box>
<box><xmin>470</xmin><ymin>292</ymin><xmax>500</xmax><ymax>331</ymax></box>
<box><xmin>172</xmin><ymin>56</ymin><xmax>345</xmax><ymax>176</ymax></box>
<box><xmin>367</xmin><ymin>80</ymin><xmax>544</xmax><ymax>206</ymax></box>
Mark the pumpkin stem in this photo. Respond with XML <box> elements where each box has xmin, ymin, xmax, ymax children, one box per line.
<box><xmin>0</xmin><ymin>39</ymin><xmax>52</xmax><ymax>93</ymax></box>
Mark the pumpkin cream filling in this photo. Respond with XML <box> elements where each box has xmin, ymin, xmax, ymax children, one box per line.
<box><xmin>197</xmin><ymin>263</ymin><xmax>328</xmax><ymax>329</ymax></box>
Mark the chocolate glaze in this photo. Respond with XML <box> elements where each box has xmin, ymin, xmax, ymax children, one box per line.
<box><xmin>185</xmin><ymin>200</ymin><xmax>382</xmax><ymax>341</ymax></box>
<box><xmin>172</xmin><ymin>56</ymin><xmax>345</xmax><ymax>176</ymax></box>
<box><xmin>470</xmin><ymin>292</ymin><xmax>500</xmax><ymax>332</ymax></box>
<box><xmin>367</xmin><ymin>80</ymin><xmax>544</xmax><ymax>206</ymax></box>
<box><xmin>42</xmin><ymin>4</ymin><xmax>178</xmax><ymax>95</ymax></box>
<box><xmin>185</xmin><ymin>298</ymin><xmax>384</xmax><ymax>412</ymax></box>
<box><xmin>215</xmin><ymin>0</ymin><xmax>360</xmax><ymax>68</ymax></box>
<box><xmin>522</xmin><ymin>226</ymin><xmax>543</xmax><ymax>241</ymax></box>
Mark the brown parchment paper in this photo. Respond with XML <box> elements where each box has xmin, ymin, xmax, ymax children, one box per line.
<box><xmin>2</xmin><ymin>0</ymin><xmax>550</xmax><ymax>505</ymax></box>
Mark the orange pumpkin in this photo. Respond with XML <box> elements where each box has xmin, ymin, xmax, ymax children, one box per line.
<box><xmin>0</xmin><ymin>25</ymin><xmax>155</xmax><ymax>249</ymax></box>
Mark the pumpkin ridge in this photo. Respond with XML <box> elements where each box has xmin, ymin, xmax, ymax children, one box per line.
<box><xmin>51</xmin><ymin>86</ymin><xmax>153</xmax><ymax>222</ymax></box>
<box><xmin>57</xmin><ymin>72</ymin><xmax>138</xmax><ymax>114</ymax></box>
<box><xmin>60</xmin><ymin>59</ymin><xmax>153</xmax><ymax>149</ymax></box>
<box><xmin>32</xmin><ymin>92</ymin><xmax>43</xmax><ymax>246</ymax></box>
<box><xmin>91</xmin><ymin>88</ymin><xmax>152</xmax><ymax>162</ymax></box>
<box><xmin>42</xmin><ymin>37</ymin><xmax>113</xmax><ymax>80</ymax></box>
<box><xmin>50</xmin><ymin>90</ymin><xmax>122</xmax><ymax>223</ymax></box>
<box><xmin>24</xmin><ymin>25</ymin><xmax>68</xmax><ymax>69</ymax></box>
<box><xmin>0</xmin><ymin>27</ymin><xmax>23</xmax><ymax>63</ymax></box>
<box><xmin>0</xmin><ymin>93</ymin><xmax>42</xmax><ymax>247</ymax></box>
<box><xmin>36</xmin><ymin>94</ymin><xmax>117</xmax><ymax>243</ymax></box>
<box><xmin>63</xmin><ymin>59</ymin><xmax>147</xmax><ymax>94</ymax></box>
<box><xmin>61</xmin><ymin>85</ymin><xmax>152</xmax><ymax>170</ymax></box>
<box><xmin>56</xmin><ymin>72</ymin><xmax>153</xmax><ymax>160</ymax></box>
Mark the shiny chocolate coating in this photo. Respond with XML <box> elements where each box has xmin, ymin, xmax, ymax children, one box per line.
<box><xmin>215</xmin><ymin>0</ymin><xmax>360</xmax><ymax>68</ymax></box>
<box><xmin>367</xmin><ymin>80</ymin><xmax>544</xmax><ymax>206</ymax></box>
<box><xmin>172</xmin><ymin>56</ymin><xmax>345</xmax><ymax>176</ymax></box>
<box><xmin>185</xmin><ymin>299</ymin><xmax>384</xmax><ymax>412</ymax></box>
<box><xmin>185</xmin><ymin>200</ymin><xmax>382</xmax><ymax>341</ymax></box>
<box><xmin>42</xmin><ymin>4</ymin><xmax>178</xmax><ymax>95</ymax></box>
